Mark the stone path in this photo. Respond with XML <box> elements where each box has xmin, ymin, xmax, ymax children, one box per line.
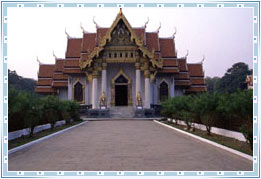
<box><xmin>8</xmin><ymin>120</ymin><xmax>252</xmax><ymax>171</ymax></box>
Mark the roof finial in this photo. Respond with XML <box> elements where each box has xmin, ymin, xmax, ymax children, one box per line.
<box><xmin>144</xmin><ymin>17</ymin><xmax>149</xmax><ymax>28</ymax></box>
<box><xmin>36</xmin><ymin>56</ymin><xmax>42</xmax><ymax>65</ymax></box>
<box><xmin>120</xmin><ymin>8</ymin><xmax>122</xmax><ymax>15</ymax></box>
<box><xmin>65</xmin><ymin>28</ymin><xmax>71</xmax><ymax>39</ymax></box>
<box><xmin>80</xmin><ymin>22</ymin><xmax>88</xmax><ymax>34</ymax></box>
<box><xmin>185</xmin><ymin>50</ymin><xmax>189</xmax><ymax>58</ymax></box>
<box><xmin>172</xmin><ymin>27</ymin><xmax>177</xmax><ymax>39</ymax></box>
<box><xmin>93</xmin><ymin>16</ymin><xmax>99</xmax><ymax>28</ymax></box>
<box><xmin>156</xmin><ymin>22</ymin><xmax>161</xmax><ymax>33</ymax></box>
<box><xmin>201</xmin><ymin>55</ymin><xmax>205</xmax><ymax>64</ymax></box>
<box><xmin>53</xmin><ymin>51</ymin><xmax>57</xmax><ymax>59</ymax></box>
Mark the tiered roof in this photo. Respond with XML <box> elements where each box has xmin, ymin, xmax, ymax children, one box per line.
<box><xmin>35</xmin><ymin>10</ymin><xmax>206</xmax><ymax>94</ymax></box>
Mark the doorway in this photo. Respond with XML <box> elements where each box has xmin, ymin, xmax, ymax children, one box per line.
<box><xmin>115</xmin><ymin>85</ymin><xmax>128</xmax><ymax>106</ymax></box>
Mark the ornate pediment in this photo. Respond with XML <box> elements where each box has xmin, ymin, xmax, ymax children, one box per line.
<box><xmin>80</xmin><ymin>9</ymin><xmax>163</xmax><ymax>70</ymax></box>
<box><xmin>109</xmin><ymin>20</ymin><xmax>134</xmax><ymax>46</ymax></box>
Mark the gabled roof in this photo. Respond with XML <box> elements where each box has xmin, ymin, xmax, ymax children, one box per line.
<box><xmin>159</xmin><ymin>38</ymin><xmax>176</xmax><ymax>58</ymax></box>
<box><xmin>82</xmin><ymin>33</ymin><xmax>96</xmax><ymax>53</ymax></box>
<box><xmin>38</xmin><ymin>64</ymin><xmax>55</xmax><ymax>78</ymax></box>
<box><xmin>187</xmin><ymin>63</ymin><xmax>204</xmax><ymax>77</ymax></box>
<box><xmin>146</xmin><ymin>32</ymin><xmax>160</xmax><ymax>52</ymax></box>
<box><xmin>66</xmin><ymin>38</ymin><xmax>82</xmax><ymax>58</ymax></box>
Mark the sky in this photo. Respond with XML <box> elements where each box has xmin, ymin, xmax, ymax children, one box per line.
<box><xmin>7</xmin><ymin>7</ymin><xmax>253</xmax><ymax>80</ymax></box>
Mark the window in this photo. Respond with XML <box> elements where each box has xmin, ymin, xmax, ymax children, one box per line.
<box><xmin>109</xmin><ymin>53</ymin><xmax>111</xmax><ymax>58</ymax></box>
<box><xmin>159</xmin><ymin>81</ymin><xmax>169</xmax><ymax>102</ymax></box>
<box><xmin>114</xmin><ymin>53</ymin><xmax>117</xmax><ymax>58</ymax></box>
<box><xmin>125</xmin><ymin>53</ymin><xmax>128</xmax><ymax>58</ymax></box>
<box><xmin>130</xmin><ymin>53</ymin><xmax>134</xmax><ymax>58</ymax></box>
<box><xmin>74</xmin><ymin>82</ymin><xmax>83</xmax><ymax>102</ymax></box>
<box><xmin>120</xmin><ymin>53</ymin><xmax>122</xmax><ymax>58</ymax></box>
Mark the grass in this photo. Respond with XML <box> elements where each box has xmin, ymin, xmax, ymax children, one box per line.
<box><xmin>161</xmin><ymin>120</ymin><xmax>252</xmax><ymax>156</ymax></box>
<box><xmin>8</xmin><ymin>120</ymin><xmax>83</xmax><ymax>150</ymax></box>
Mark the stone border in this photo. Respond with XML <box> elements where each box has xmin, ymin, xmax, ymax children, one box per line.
<box><xmin>154</xmin><ymin>120</ymin><xmax>253</xmax><ymax>161</ymax></box>
<box><xmin>8</xmin><ymin>121</ymin><xmax>88</xmax><ymax>155</ymax></box>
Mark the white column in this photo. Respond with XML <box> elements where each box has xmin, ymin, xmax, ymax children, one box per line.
<box><xmin>101</xmin><ymin>69</ymin><xmax>107</xmax><ymax>95</ymax></box>
<box><xmin>92</xmin><ymin>77</ymin><xmax>98</xmax><ymax>109</ymax></box>
<box><xmin>144</xmin><ymin>70</ymin><xmax>151</xmax><ymax>108</ymax></box>
<box><xmin>68</xmin><ymin>77</ymin><xmax>72</xmax><ymax>100</ymax></box>
<box><xmin>136</xmin><ymin>69</ymin><xmax>141</xmax><ymax>96</ymax></box>
<box><xmin>84</xmin><ymin>79</ymin><xmax>88</xmax><ymax>104</ymax></box>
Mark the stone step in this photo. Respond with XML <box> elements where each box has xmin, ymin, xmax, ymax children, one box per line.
<box><xmin>109</xmin><ymin>106</ymin><xmax>135</xmax><ymax>118</ymax></box>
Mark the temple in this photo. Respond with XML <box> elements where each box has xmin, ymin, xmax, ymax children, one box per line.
<box><xmin>35</xmin><ymin>9</ymin><xmax>207</xmax><ymax>114</ymax></box>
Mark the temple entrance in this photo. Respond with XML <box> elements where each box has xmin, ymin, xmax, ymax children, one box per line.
<box><xmin>111</xmin><ymin>69</ymin><xmax>132</xmax><ymax>106</ymax></box>
<box><xmin>115</xmin><ymin>85</ymin><xmax>128</xmax><ymax>106</ymax></box>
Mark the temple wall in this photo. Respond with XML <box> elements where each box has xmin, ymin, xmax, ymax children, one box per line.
<box><xmin>155</xmin><ymin>74</ymin><xmax>175</xmax><ymax>104</ymax></box>
<box><xmin>175</xmin><ymin>88</ymin><xmax>184</xmax><ymax>96</ymax></box>
<box><xmin>58</xmin><ymin>88</ymin><xmax>68</xmax><ymax>101</ymax></box>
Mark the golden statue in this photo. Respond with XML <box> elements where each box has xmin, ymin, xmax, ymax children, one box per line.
<box><xmin>136</xmin><ymin>91</ymin><xmax>143</xmax><ymax>107</ymax></box>
<box><xmin>99</xmin><ymin>91</ymin><xmax>107</xmax><ymax>107</ymax></box>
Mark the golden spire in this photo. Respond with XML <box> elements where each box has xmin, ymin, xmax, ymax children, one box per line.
<box><xmin>201</xmin><ymin>55</ymin><xmax>205</xmax><ymax>64</ymax></box>
<box><xmin>120</xmin><ymin>8</ymin><xmax>122</xmax><ymax>15</ymax></box>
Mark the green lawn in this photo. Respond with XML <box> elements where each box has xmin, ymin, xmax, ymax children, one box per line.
<box><xmin>9</xmin><ymin>120</ymin><xmax>83</xmax><ymax>150</ymax></box>
<box><xmin>161</xmin><ymin>120</ymin><xmax>252</xmax><ymax>156</ymax></box>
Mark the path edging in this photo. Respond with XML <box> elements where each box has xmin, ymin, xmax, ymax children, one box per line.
<box><xmin>8</xmin><ymin>121</ymin><xmax>88</xmax><ymax>155</ymax></box>
<box><xmin>154</xmin><ymin>120</ymin><xmax>253</xmax><ymax>161</ymax></box>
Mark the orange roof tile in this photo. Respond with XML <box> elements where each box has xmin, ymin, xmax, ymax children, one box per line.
<box><xmin>163</xmin><ymin>59</ymin><xmax>178</xmax><ymax>67</ymax></box>
<box><xmin>175</xmin><ymin>80</ymin><xmax>191</xmax><ymax>86</ymax></box>
<box><xmin>133</xmin><ymin>28</ymin><xmax>145</xmax><ymax>41</ymax></box>
<box><xmin>38</xmin><ymin>65</ymin><xmax>55</xmax><ymax>78</ymax></box>
<box><xmin>63</xmin><ymin>68</ymin><xmax>84</xmax><ymax>74</ymax></box>
<box><xmin>178</xmin><ymin>59</ymin><xmax>188</xmax><ymax>72</ymax></box>
<box><xmin>54</xmin><ymin>59</ymin><xmax>65</xmax><ymax>72</ymax></box>
<box><xmin>97</xmin><ymin>28</ymin><xmax>109</xmax><ymax>44</ymax></box>
<box><xmin>159</xmin><ymin>38</ymin><xmax>175</xmax><ymax>58</ymax></box>
<box><xmin>146</xmin><ymin>33</ymin><xmax>159</xmax><ymax>51</ymax></box>
<box><xmin>64</xmin><ymin>59</ymin><xmax>80</xmax><ymax>67</ymax></box>
<box><xmin>175</xmin><ymin>72</ymin><xmax>190</xmax><ymax>80</ymax></box>
<box><xmin>187</xmin><ymin>64</ymin><xmax>204</xmax><ymax>77</ymax></box>
<box><xmin>52</xmin><ymin>81</ymin><xmax>68</xmax><ymax>87</ymax></box>
<box><xmin>37</xmin><ymin>79</ymin><xmax>52</xmax><ymax>86</ymax></box>
<box><xmin>66</xmin><ymin>38</ymin><xmax>82</xmax><ymax>58</ymax></box>
<box><xmin>190</xmin><ymin>78</ymin><xmax>205</xmax><ymax>85</ymax></box>
<box><xmin>160</xmin><ymin>68</ymin><xmax>179</xmax><ymax>73</ymax></box>
<box><xmin>53</xmin><ymin>73</ymin><xmax>68</xmax><ymax>80</ymax></box>
<box><xmin>82</xmin><ymin>33</ymin><xmax>96</xmax><ymax>53</ymax></box>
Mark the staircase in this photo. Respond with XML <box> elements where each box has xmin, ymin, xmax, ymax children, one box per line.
<box><xmin>109</xmin><ymin>106</ymin><xmax>135</xmax><ymax>119</ymax></box>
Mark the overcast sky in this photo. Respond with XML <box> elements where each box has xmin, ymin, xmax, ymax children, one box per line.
<box><xmin>7</xmin><ymin>7</ymin><xmax>253</xmax><ymax>80</ymax></box>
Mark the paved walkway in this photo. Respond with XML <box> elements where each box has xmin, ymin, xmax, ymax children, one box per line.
<box><xmin>8</xmin><ymin>120</ymin><xmax>252</xmax><ymax>171</ymax></box>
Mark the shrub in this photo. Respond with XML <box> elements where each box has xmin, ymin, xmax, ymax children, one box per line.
<box><xmin>198</xmin><ymin>93</ymin><xmax>220</xmax><ymax>135</ymax></box>
<box><xmin>42</xmin><ymin>95</ymin><xmax>60</xmax><ymax>130</ymax></box>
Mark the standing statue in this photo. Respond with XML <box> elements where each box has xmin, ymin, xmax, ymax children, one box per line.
<box><xmin>99</xmin><ymin>91</ymin><xmax>107</xmax><ymax>108</ymax></box>
<box><xmin>136</xmin><ymin>91</ymin><xmax>143</xmax><ymax>108</ymax></box>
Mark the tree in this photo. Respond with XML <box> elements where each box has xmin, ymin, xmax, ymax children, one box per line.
<box><xmin>8</xmin><ymin>69</ymin><xmax>36</xmax><ymax>93</ymax></box>
<box><xmin>217</xmin><ymin>62</ymin><xmax>250</xmax><ymax>93</ymax></box>
<box><xmin>42</xmin><ymin>95</ymin><xmax>60</xmax><ymax>130</ymax></box>
<box><xmin>199</xmin><ymin>93</ymin><xmax>220</xmax><ymax>135</ymax></box>
<box><xmin>205</xmin><ymin>76</ymin><xmax>221</xmax><ymax>93</ymax></box>
<box><xmin>228</xmin><ymin>90</ymin><xmax>253</xmax><ymax>149</ymax></box>
<box><xmin>24</xmin><ymin>95</ymin><xmax>43</xmax><ymax>137</ymax></box>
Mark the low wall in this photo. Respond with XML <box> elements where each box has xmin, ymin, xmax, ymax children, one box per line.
<box><xmin>8</xmin><ymin>120</ymin><xmax>66</xmax><ymax>141</ymax></box>
<box><xmin>167</xmin><ymin>118</ymin><xmax>246</xmax><ymax>142</ymax></box>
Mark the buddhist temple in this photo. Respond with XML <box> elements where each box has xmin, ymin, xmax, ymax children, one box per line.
<box><xmin>35</xmin><ymin>9</ymin><xmax>207</xmax><ymax>114</ymax></box>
